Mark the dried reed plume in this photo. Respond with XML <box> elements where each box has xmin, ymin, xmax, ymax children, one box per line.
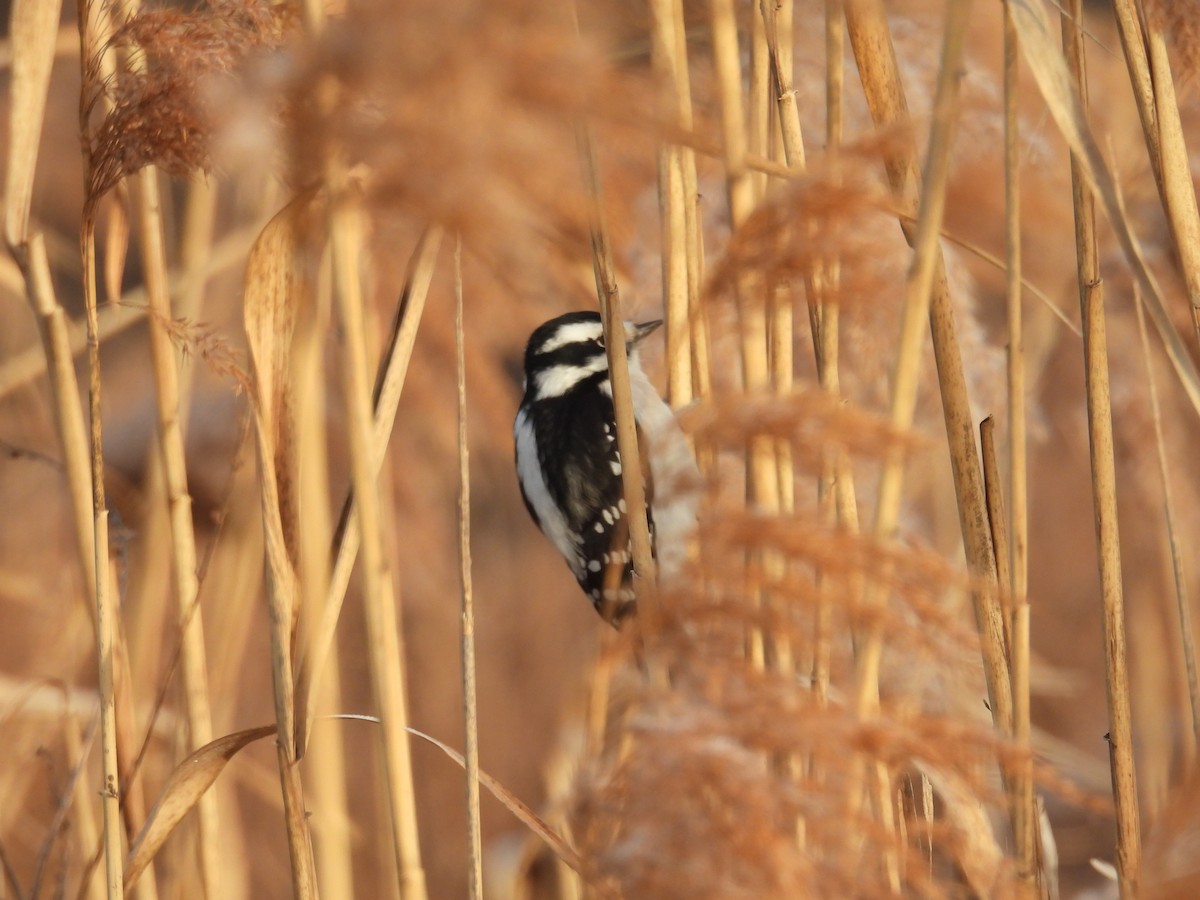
<box><xmin>84</xmin><ymin>0</ymin><xmax>297</xmax><ymax>202</ymax></box>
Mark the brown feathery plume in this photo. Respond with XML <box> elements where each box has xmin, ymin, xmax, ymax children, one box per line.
<box><xmin>83</xmin><ymin>0</ymin><xmax>298</xmax><ymax>203</ymax></box>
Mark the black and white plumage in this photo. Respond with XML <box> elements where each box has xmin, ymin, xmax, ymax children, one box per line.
<box><xmin>514</xmin><ymin>311</ymin><xmax>697</xmax><ymax>624</ymax></box>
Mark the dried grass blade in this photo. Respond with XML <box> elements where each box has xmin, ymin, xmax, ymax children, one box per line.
<box><xmin>405</xmin><ymin>728</ymin><xmax>583</xmax><ymax>874</ymax></box>
<box><xmin>123</xmin><ymin>726</ymin><xmax>276</xmax><ymax>893</ymax></box>
<box><xmin>1008</xmin><ymin>0</ymin><xmax>1200</xmax><ymax>415</ymax></box>
<box><xmin>453</xmin><ymin>238</ymin><xmax>483</xmax><ymax>899</ymax></box>
<box><xmin>4</xmin><ymin>0</ymin><xmax>63</xmax><ymax>246</ymax></box>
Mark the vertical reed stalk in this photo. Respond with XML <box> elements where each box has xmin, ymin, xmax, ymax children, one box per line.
<box><xmin>757</xmin><ymin>0</ymin><xmax>802</xmax><ymax>522</ymax></box>
<box><xmin>454</xmin><ymin>238</ymin><xmax>484</xmax><ymax>899</ymax></box>
<box><xmin>134</xmin><ymin>164</ymin><xmax>221</xmax><ymax>899</ymax></box>
<box><xmin>748</xmin><ymin>7</ymin><xmax>770</xmax><ymax>203</ymax></box>
<box><xmin>577</xmin><ymin>122</ymin><xmax>659</xmax><ymax>612</ymax></box>
<box><xmin>710</xmin><ymin>0</ymin><xmax>774</xmax><ymax>676</ymax></box>
<box><xmin>1003</xmin><ymin>7</ymin><xmax>1041</xmax><ymax>897</ymax></box>
<box><xmin>649</xmin><ymin>0</ymin><xmax>692</xmax><ymax>407</ymax></box>
<box><xmin>1002</xmin><ymin>3</ymin><xmax>1036</xmax><ymax>890</ymax></box>
<box><xmin>93</xmin><ymin>512</ymin><xmax>123</xmax><ymax>900</ymax></box>
<box><xmin>329</xmin><ymin>193</ymin><xmax>427</xmax><ymax>899</ymax></box>
<box><xmin>813</xmin><ymin>0</ymin><xmax>851</xmax><ymax>703</ymax></box>
<box><xmin>663</xmin><ymin>0</ymin><xmax>710</xmax><ymax>406</ymax></box>
<box><xmin>76</xmin><ymin>5</ymin><xmax>122</xmax><ymax>889</ymax></box>
<box><xmin>1061</xmin><ymin>2</ymin><xmax>1141</xmax><ymax>892</ymax></box>
<box><xmin>300</xmin><ymin>254</ymin><xmax>353</xmax><ymax>900</ymax></box>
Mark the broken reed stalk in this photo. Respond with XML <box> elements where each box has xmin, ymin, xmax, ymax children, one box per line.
<box><xmin>454</xmin><ymin>238</ymin><xmax>484</xmax><ymax>900</ymax></box>
<box><xmin>577</xmin><ymin>121</ymin><xmax>660</xmax><ymax>612</ymax></box>
<box><xmin>1002</xmin><ymin>2</ymin><xmax>1037</xmax><ymax>891</ymax></box>
<box><xmin>1060</xmin><ymin>1</ymin><xmax>1141</xmax><ymax>893</ymax></box>
<box><xmin>134</xmin><ymin>164</ymin><xmax>222</xmax><ymax>899</ymax></box>
<box><xmin>1132</xmin><ymin>285</ymin><xmax>1200</xmax><ymax>757</ymax></box>
<box><xmin>296</xmin><ymin>226</ymin><xmax>442</xmax><ymax>750</ymax></box>
<box><xmin>329</xmin><ymin>193</ymin><xmax>427</xmax><ymax>899</ymax></box>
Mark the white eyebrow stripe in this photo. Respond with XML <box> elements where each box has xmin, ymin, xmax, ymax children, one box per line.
<box><xmin>536</xmin><ymin>321</ymin><xmax>604</xmax><ymax>354</ymax></box>
<box><xmin>534</xmin><ymin>358</ymin><xmax>608</xmax><ymax>398</ymax></box>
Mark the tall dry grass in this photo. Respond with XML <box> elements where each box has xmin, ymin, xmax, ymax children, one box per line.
<box><xmin>4</xmin><ymin>0</ymin><xmax>1200</xmax><ymax>897</ymax></box>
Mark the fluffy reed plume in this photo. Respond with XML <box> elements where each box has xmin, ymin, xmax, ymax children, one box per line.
<box><xmin>569</xmin><ymin>472</ymin><xmax>1021</xmax><ymax>898</ymax></box>
<box><xmin>562</xmin><ymin>163</ymin><xmax>1019</xmax><ymax>898</ymax></box>
<box><xmin>84</xmin><ymin>0</ymin><xmax>297</xmax><ymax>201</ymax></box>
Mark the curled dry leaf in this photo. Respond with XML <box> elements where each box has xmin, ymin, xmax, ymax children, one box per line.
<box><xmin>243</xmin><ymin>190</ymin><xmax>325</xmax><ymax>757</ymax></box>
<box><xmin>124</xmin><ymin>725</ymin><xmax>276</xmax><ymax>892</ymax></box>
<box><xmin>244</xmin><ymin>189</ymin><xmax>324</xmax><ymax>589</ymax></box>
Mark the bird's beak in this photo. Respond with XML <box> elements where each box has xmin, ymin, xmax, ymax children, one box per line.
<box><xmin>626</xmin><ymin>319</ymin><xmax>663</xmax><ymax>347</ymax></box>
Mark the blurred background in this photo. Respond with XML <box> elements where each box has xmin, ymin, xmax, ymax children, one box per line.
<box><xmin>4</xmin><ymin>0</ymin><xmax>1200</xmax><ymax>897</ymax></box>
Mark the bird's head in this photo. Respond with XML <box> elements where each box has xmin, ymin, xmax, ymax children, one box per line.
<box><xmin>522</xmin><ymin>311</ymin><xmax>661</xmax><ymax>401</ymax></box>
